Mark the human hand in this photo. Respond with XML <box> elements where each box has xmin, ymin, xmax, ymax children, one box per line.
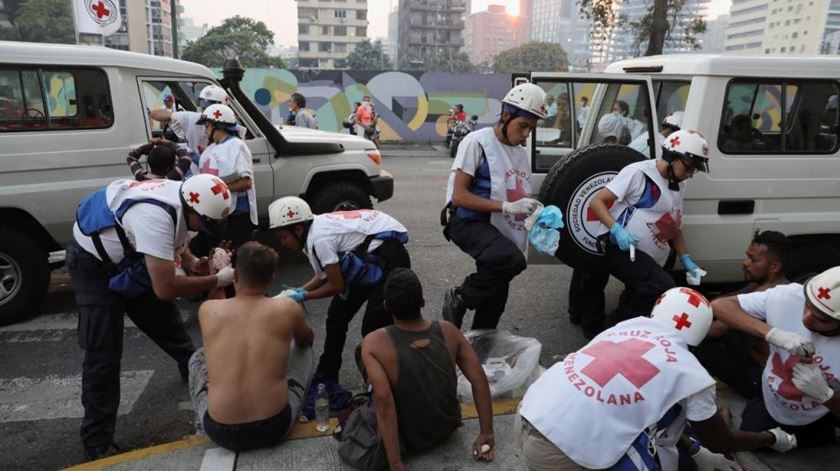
<box><xmin>680</xmin><ymin>254</ymin><xmax>701</xmax><ymax>275</ymax></box>
<box><xmin>502</xmin><ymin>197</ymin><xmax>541</xmax><ymax>216</ymax></box>
<box><xmin>472</xmin><ymin>432</ymin><xmax>494</xmax><ymax>461</ymax></box>
<box><xmin>764</xmin><ymin>328</ymin><xmax>815</xmax><ymax>357</ymax></box>
<box><xmin>609</xmin><ymin>224</ymin><xmax>639</xmax><ymax>251</ymax></box>
<box><xmin>792</xmin><ymin>363</ymin><xmax>834</xmax><ymax>404</ymax></box>
<box><xmin>691</xmin><ymin>446</ymin><xmax>742</xmax><ymax>471</ymax></box>
<box><xmin>767</xmin><ymin>427</ymin><xmax>797</xmax><ymax>452</ymax></box>
<box><xmin>215</xmin><ymin>266</ymin><xmax>234</xmax><ymax>288</ymax></box>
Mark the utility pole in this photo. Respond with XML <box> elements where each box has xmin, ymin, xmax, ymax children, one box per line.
<box><xmin>170</xmin><ymin>0</ymin><xmax>179</xmax><ymax>58</ymax></box>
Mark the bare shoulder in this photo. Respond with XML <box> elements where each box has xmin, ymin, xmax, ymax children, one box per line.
<box><xmin>361</xmin><ymin>328</ymin><xmax>390</xmax><ymax>354</ymax></box>
<box><xmin>268</xmin><ymin>297</ymin><xmax>304</xmax><ymax>318</ymax></box>
<box><xmin>438</xmin><ymin>320</ymin><xmax>466</xmax><ymax>347</ymax></box>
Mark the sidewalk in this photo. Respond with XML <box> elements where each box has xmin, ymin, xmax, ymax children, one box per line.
<box><xmin>63</xmin><ymin>392</ymin><xmax>839</xmax><ymax>471</ymax></box>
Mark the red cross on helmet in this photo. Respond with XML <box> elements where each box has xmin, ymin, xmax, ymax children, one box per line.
<box><xmin>180</xmin><ymin>174</ymin><xmax>232</xmax><ymax>221</ymax></box>
<box><xmin>651</xmin><ymin>287</ymin><xmax>712</xmax><ymax>346</ymax></box>
<box><xmin>804</xmin><ymin>266</ymin><xmax>840</xmax><ymax>320</ymax></box>
<box><xmin>196</xmin><ymin>104</ymin><xmax>238</xmax><ymax>132</ymax></box>
<box><xmin>661</xmin><ymin>129</ymin><xmax>710</xmax><ymax>173</ymax></box>
<box><xmin>268</xmin><ymin>196</ymin><xmax>314</xmax><ymax>229</ymax></box>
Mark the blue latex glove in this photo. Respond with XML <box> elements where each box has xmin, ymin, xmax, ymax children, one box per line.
<box><xmin>610</xmin><ymin>224</ymin><xmax>639</xmax><ymax>251</ymax></box>
<box><xmin>680</xmin><ymin>254</ymin><xmax>700</xmax><ymax>275</ymax></box>
<box><xmin>289</xmin><ymin>287</ymin><xmax>306</xmax><ymax>303</ymax></box>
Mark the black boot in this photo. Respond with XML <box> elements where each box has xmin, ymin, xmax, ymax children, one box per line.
<box><xmin>442</xmin><ymin>287</ymin><xmax>467</xmax><ymax>328</ymax></box>
<box><xmin>84</xmin><ymin>442</ymin><xmax>121</xmax><ymax>461</ymax></box>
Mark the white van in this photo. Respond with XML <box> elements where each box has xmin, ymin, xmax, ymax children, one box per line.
<box><xmin>0</xmin><ymin>42</ymin><xmax>393</xmax><ymax>325</ymax></box>
<box><xmin>524</xmin><ymin>55</ymin><xmax>840</xmax><ymax>284</ymax></box>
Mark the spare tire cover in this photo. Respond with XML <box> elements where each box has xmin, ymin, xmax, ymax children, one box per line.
<box><xmin>538</xmin><ymin>144</ymin><xmax>646</xmax><ymax>270</ymax></box>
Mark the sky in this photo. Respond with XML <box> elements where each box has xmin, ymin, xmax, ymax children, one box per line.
<box><xmin>179</xmin><ymin>0</ymin><xmax>733</xmax><ymax>49</ymax></box>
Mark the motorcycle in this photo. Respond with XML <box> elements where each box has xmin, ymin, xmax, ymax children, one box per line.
<box><xmin>364</xmin><ymin>114</ymin><xmax>381</xmax><ymax>149</ymax></box>
<box><xmin>449</xmin><ymin>115</ymin><xmax>478</xmax><ymax>158</ymax></box>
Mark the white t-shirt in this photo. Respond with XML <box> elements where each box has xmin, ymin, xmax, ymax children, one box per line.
<box><xmin>738</xmin><ymin>283</ymin><xmax>840</xmax><ymax>425</ymax></box>
<box><xmin>305</xmin><ymin>210</ymin><xmax>407</xmax><ymax>280</ymax></box>
<box><xmin>198</xmin><ymin>136</ymin><xmax>257</xmax><ymax>225</ymax></box>
<box><xmin>170</xmin><ymin>111</ymin><xmax>208</xmax><ymax>156</ymax></box>
<box><xmin>655</xmin><ymin>386</ymin><xmax>717</xmax><ymax>470</ymax></box>
<box><xmin>628</xmin><ymin>131</ymin><xmax>663</xmax><ymax>157</ymax></box>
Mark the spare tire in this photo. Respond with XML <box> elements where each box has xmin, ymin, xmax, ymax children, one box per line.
<box><xmin>538</xmin><ymin>144</ymin><xmax>646</xmax><ymax>269</ymax></box>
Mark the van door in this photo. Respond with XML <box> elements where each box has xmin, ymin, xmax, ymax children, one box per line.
<box><xmin>522</xmin><ymin>73</ymin><xmax>659</xmax><ymax>264</ymax></box>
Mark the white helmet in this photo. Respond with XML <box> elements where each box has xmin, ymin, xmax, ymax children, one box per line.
<box><xmin>804</xmin><ymin>266</ymin><xmax>840</xmax><ymax>320</ymax></box>
<box><xmin>662</xmin><ymin>111</ymin><xmax>684</xmax><ymax>130</ymax></box>
<box><xmin>199</xmin><ymin>85</ymin><xmax>228</xmax><ymax>106</ymax></box>
<box><xmin>180</xmin><ymin>174</ymin><xmax>232</xmax><ymax>220</ymax></box>
<box><xmin>196</xmin><ymin>104</ymin><xmax>238</xmax><ymax>132</ymax></box>
<box><xmin>662</xmin><ymin>129</ymin><xmax>710</xmax><ymax>173</ymax></box>
<box><xmin>268</xmin><ymin>196</ymin><xmax>314</xmax><ymax>229</ymax></box>
<box><xmin>502</xmin><ymin>83</ymin><xmax>547</xmax><ymax>120</ymax></box>
<box><xmin>651</xmin><ymin>287</ymin><xmax>713</xmax><ymax>346</ymax></box>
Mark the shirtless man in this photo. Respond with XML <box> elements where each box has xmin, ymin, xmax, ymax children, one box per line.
<box><xmin>188</xmin><ymin>241</ymin><xmax>315</xmax><ymax>452</ymax></box>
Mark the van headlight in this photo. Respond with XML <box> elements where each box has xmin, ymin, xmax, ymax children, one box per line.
<box><xmin>367</xmin><ymin>150</ymin><xmax>382</xmax><ymax>166</ymax></box>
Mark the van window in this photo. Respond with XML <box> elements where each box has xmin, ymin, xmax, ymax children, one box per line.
<box><xmin>0</xmin><ymin>67</ymin><xmax>112</xmax><ymax>132</ymax></box>
<box><xmin>653</xmin><ymin>80</ymin><xmax>690</xmax><ymax>122</ymax></box>
<box><xmin>719</xmin><ymin>79</ymin><xmax>839</xmax><ymax>154</ymax></box>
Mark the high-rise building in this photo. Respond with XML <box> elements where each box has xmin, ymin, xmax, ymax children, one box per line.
<box><xmin>702</xmin><ymin>15</ymin><xmax>729</xmax><ymax>53</ymax></box>
<box><xmin>386</xmin><ymin>1</ymin><xmax>400</xmax><ymax>65</ymax></box>
<box><xmin>530</xmin><ymin>0</ymin><xmax>591</xmax><ymax>69</ymax></box>
<box><xmin>296</xmin><ymin>0</ymin><xmax>370</xmax><ymax>69</ymax></box>
<box><xmin>464</xmin><ymin>5</ymin><xmax>528</xmax><ymax>66</ymax></box>
<box><xmin>724</xmin><ymin>0</ymin><xmax>840</xmax><ymax>55</ymax></box>
<box><xmin>396</xmin><ymin>0</ymin><xmax>467</xmax><ymax>69</ymax></box>
<box><xmin>178</xmin><ymin>16</ymin><xmax>207</xmax><ymax>52</ymax></box>
<box><xmin>105</xmin><ymin>0</ymin><xmax>178</xmax><ymax>57</ymax></box>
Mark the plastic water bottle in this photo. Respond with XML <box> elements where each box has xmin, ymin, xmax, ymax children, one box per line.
<box><xmin>315</xmin><ymin>383</ymin><xmax>330</xmax><ymax>432</ymax></box>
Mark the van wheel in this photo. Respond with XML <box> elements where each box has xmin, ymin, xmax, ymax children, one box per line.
<box><xmin>538</xmin><ymin>144</ymin><xmax>646</xmax><ymax>269</ymax></box>
<box><xmin>0</xmin><ymin>228</ymin><xmax>50</xmax><ymax>326</ymax></box>
<box><xmin>309</xmin><ymin>181</ymin><xmax>373</xmax><ymax>214</ymax></box>
<box><xmin>786</xmin><ymin>238</ymin><xmax>840</xmax><ymax>283</ymax></box>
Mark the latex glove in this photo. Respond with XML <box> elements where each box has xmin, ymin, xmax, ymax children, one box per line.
<box><xmin>764</xmin><ymin>328</ymin><xmax>815</xmax><ymax>357</ymax></box>
<box><xmin>502</xmin><ymin>197</ymin><xmax>541</xmax><ymax>216</ymax></box>
<box><xmin>792</xmin><ymin>363</ymin><xmax>835</xmax><ymax>404</ymax></box>
<box><xmin>681</xmin><ymin>254</ymin><xmax>708</xmax><ymax>285</ymax></box>
<box><xmin>691</xmin><ymin>446</ymin><xmax>742</xmax><ymax>471</ymax></box>
<box><xmin>767</xmin><ymin>427</ymin><xmax>797</xmax><ymax>452</ymax></box>
<box><xmin>278</xmin><ymin>287</ymin><xmax>306</xmax><ymax>303</ymax></box>
<box><xmin>215</xmin><ymin>266</ymin><xmax>234</xmax><ymax>288</ymax></box>
<box><xmin>609</xmin><ymin>223</ymin><xmax>639</xmax><ymax>251</ymax></box>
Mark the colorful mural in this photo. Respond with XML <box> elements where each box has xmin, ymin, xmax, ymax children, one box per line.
<box><xmin>231</xmin><ymin>69</ymin><xmax>512</xmax><ymax>142</ymax></box>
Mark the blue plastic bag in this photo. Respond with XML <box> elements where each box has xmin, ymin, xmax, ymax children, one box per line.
<box><xmin>527</xmin><ymin>205</ymin><xmax>564</xmax><ymax>255</ymax></box>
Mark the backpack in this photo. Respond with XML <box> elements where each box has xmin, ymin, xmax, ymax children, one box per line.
<box><xmin>337</xmin><ymin>394</ymin><xmax>388</xmax><ymax>471</ymax></box>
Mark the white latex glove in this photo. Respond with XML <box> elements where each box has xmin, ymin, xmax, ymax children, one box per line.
<box><xmin>502</xmin><ymin>197</ymin><xmax>541</xmax><ymax>216</ymax></box>
<box><xmin>792</xmin><ymin>362</ymin><xmax>835</xmax><ymax>404</ymax></box>
<box><xmin>523</xmin><ymin>203</ymin><xmax>545</xmax><ymax>231</ymax></box>
<box><xmin>764</xmin><ymin>328</ymin><xmax>815</xmax><ymax>357</ymax></box>
<box><xmin>767</xmin><ymin>427</ymin><xmax>797</xmax><ymax>452</ymax></box>
<box><xmin>691</xmin><ymin>446</ymin><xmax>742</xmax><ymax>471</ymax></box>
<box><xmin>209</xmin><ymin>248</ymin><xmax>232</xmax><ymax>274</ymax></box>
<box><xmin>215</xmin><ymin>266</ymin><xmax>234</xmax><ymax>288</ymax></box>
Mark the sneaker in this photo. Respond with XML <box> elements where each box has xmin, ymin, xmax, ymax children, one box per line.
<box><xmin>442</xmin><ymin>287</ymin><xmax>467</xmax><ymax>329</ymax></box>
<box><xmin>84</xmin><ymin>442</ymin><xmax>121</xmax><ymax>461</ymax></box>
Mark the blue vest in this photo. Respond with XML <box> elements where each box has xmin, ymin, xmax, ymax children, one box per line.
<box><xmin>454</xmin><ymin>146</ymin><xmax>491</xmax><ymax>222</ymax></box>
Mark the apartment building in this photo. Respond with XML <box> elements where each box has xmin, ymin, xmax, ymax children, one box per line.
<box><xmin>725</xmin><ymin>0</ymin><xmax>840</xmax><ymax>55</ymax></box>
<box><xmin>104</xmin><ymin>0</ymin><xmax>177</xmax><ymax>57</ymax></box>
<box><xmin>464</xmin><ymin>4</ymin><xmax>528</xmax><ymax>66</ymax></box>
<box><xmin>297</xmin><ymin>0</ymin><xmax>369</xmax><ymax>69</ymax></box>
<box><xmin>530</xmin><ymin>0</ymin><xmax>592</xmax><ymax>69</ymax></box>
<box><xmin>396</xmin><ymin>0</ymin><xmax>466</xmax><ymax>69</ymax></box>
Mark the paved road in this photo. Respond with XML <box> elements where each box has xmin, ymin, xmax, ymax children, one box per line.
<box><xmin>0</xmin><ymin>149</ymin><xmax>623</xmax><ymax>470</ymax></box>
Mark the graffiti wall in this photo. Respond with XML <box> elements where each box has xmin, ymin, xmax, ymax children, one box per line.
<box><xmin>231</xmin><ymin>69</ymin><xmax>512</xmax><ymax>142</ymax></box>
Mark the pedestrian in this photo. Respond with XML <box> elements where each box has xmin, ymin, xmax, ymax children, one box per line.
<box><xmin>357</xmin><ymin>268</ymin><xmax>495</xmax><ymax>470</ymax></box>
<box><xmin>160</xmin><ymin>94</ymin><xmax>175</xmax><ymax>112</ymax></box>
<box><xmin>265</xmin><ymin>197</ymin><xmax>411</xmax><ymax>412</ymax></box>
<box><xmin>69</xmin><ymin>174</ymin><xmax>235</xmax><ymax>460</ymax></box>
<box><xmin>195</xmin><ymin>104</ymin><xmax>257</xmax><ymax>251</ymax></box>
<box><xmin>543</xmin><ymin>95</ymin><xmax>557</xmax><ymax>124</ymax></box>
<box><xmin>694</xmin><ymin>230</ymin><xmax>789</xmax><ymax>399</ymax></box>
<box><xmin>289</xmin><ymin>92</ymin><xmax>318</xmax><ymax>129</ymax></box>
<box><xmin>453</xmin><ymin>103</ymin><xmax>467</xmax><ymax>123</ymax></box>
<box><xmin>629</xmin><ymin>111</ymin><xmax>684</xmax><ymax>156</ymax></box>
<box><xmin>518</xmin><ymin>287</ymin><xmax>797</xmax><ymax>471</ymax></box>
<box><xmin>355</xmin><ymin>96</ymin><xmax>374</xmax><ymax>138</ymax></box>
<box><xmin>150</xmin><ymin>85</ymin><xmax>228</xmax><ymax>156</ymax></box>
<box><xmin>441</xmin><ymin>83</ymin><xmax>546</xmax><ymax>330</ymax></box>
<box><xmin>577</xmin><ymin>129</ymin><xmax>710</xmax><ymax>338</ymax></box>
<box><xmin>712</xmin><ymin>265</ymin><xmax>840</xmax><ymax>447</ymax></box>
<box><xmin>576</xmin><ymin>96</ymin><xmax>590</xmax><ymax>129</ymax></box>
<box><xmin>188</xmin><ymin>241</ymin><xmax>315</xmax><ymax>452</ymax></box>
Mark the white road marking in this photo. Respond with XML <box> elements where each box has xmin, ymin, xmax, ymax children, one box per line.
<box><xmin>0</xmin><ymin>370</ymin><xmax>154</xmax><ymax>423</ymax></box>
<box><xmin>199</xmin><ymin>447</ymin><xmax>237</xmax><ymax>471</ymax></box>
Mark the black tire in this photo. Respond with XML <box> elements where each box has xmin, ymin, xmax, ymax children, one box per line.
<box><xmin>450</xmin><ymin>139</ymin><xmax>460</xmax><ymax>158</ymax></box>
<box><xmin>308</xmin><ymin>181</ymin><xmax>373</xmax><ymax>214</ymax></box>
<box><xmin>0</xmin><ymin>227</ymin><xmax>50</xmax><ymax>326</ymax></box>
<box><xmin>538</xmin><ymin>144</ymin><xmax>646</xmax><ymax>269</ymax></box>
<box><xmin>785</xmin><ymin>237</ymin><xmax>840</xmax><ymax>283</ymax></box>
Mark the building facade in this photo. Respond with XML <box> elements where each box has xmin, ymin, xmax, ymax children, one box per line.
<box><xmin>464</xmin><ymin>4</ymin><xmax>528</xmax><ymax>66</ymax></box>
<box><xmin>725</xmin><ymin>0</ymin><xmax>840</xmax><ymax>55</ymax></box>
<box><xmin>530</xmin><ymin>0</ymin><xmax>591</xmax><ymax>69</ymax></box>
<box><xmin>105</xmin><ymin>0</ymin><xmax>177</xmax><ymax>57</ymax></box>
<box><xmin>296</xmin><ymin>0</ymin><xmax>370</xmax><ymax>69</ymax></box>
<box><xmin>396</xmin><ymin>0</ymin><xmax>466</xmax><ymax>69</ymax></box>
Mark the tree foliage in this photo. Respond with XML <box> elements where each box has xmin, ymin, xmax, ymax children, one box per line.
<box><xmin>3</xmin><ymin>0</ymin><xmax>75</xmax><ymax>44</ymax></box>
<box><xmin>400</xmin><ymin>49</ymin><xmax>475</xmax><ymax>73</ymax></box>
<box><xmin>577</xmin><ymin>0</ymin><xmax>707</xmax><ymax>57</ymax></box>
<box><xmin>346</xmin><ymin>39</ymin><xmax>392</xmax><ymax>70</ymax></box>
<box><xmin>493</xmin><ymin>42</ymin><xmax>569</xmax><ymax>74</ymax></box>
<box><xmin>182</xmin><ymin>16</ymin><xmax>285</xmax><ymax>68</ymax></box>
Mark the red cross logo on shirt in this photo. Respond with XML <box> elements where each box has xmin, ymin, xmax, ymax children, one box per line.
<box><xmin>188</xmin><ymin>192</ymin><xmax>200</xmax><ymax>204</ymax></box>
<box><xmin>91</xmin><ymin>1</ymin><xmax>110</xmax><ymax>18</ymax></box>
<box><xmin>200</xmin><ymin>158</ymin><xmax>219</xmax><ymax>176</ymax></box>
<box><xmin>771</xmin><ymin>352</ymin><xmax>804</xmax><ymax>401</ymax></box>
<box><xmin>818</xmin><ymin>287</ymin><xmax>832</xmax><ymax>300</ymax></box>
<box><xmin>669</xmin><ymin>136</ymin><xmax>681</xmax><ymax>148</ymax></box>
<box><xmin>506</xmin><ymin>175</ymin><xmax>528</xmax><ymax>221</ymax></box>
<box><xmin>212</xmin><ymin>109</ymin><xmax>223</xmax><ymax>120</ymax></box>
<box><xmin>210</xmin><ymin>179</ymin><xmax>229</xmax><ymax>200</ymax></box>
<box><xmin>673</xmin><ymin>313</ymin><xmax>692</xmax><ymax>330</ymax></box>
<box><xmin>580</xmin><ymin>338</ymin><xmax>660</xmax><ymax>389</ymax></box>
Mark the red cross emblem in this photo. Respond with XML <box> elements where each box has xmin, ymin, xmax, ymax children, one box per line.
<box><xmin>286</xmin><ymin>209</ymin><xmax>297</xmax><ymax>219</ymax></box>
<box><xmin>580</xmin><ymin>338</ymin><xmax>660</xmax><ymax>389</ymax></box>
<box><xmin>818</xmin><ymin>287</ymin><xmax>832</xmax><ymax>300</ymax></box>
<box><xmin>506</xmin><ymin>175</ymin><xmax>528</xmax><ymax>221</ymax></box>
<box><xmin>673</xmin><ymin>313</ymin><xmax>692</xmax><ymax>330</ymax></box>
<box><xmin>200</xmin><ymin>158</ymin><xmax>219</xmax><ymax>176</ymax></box>
<box><xmin>91</xmin><ymin>1</ymin><xmax>110</xmax><ymax>18</ymax></box>
<box><xmin>771</xmin><ymin>352</ymin><xmax>804</xmax><ymax>401</ymax></box>
<box><xmin>213</xmin><ymin>109</ymin><xmax>223</xmax><ymax>120</ymax></box>
<box><xmin>188</xmin><ymin>192</ymin><xmax>200</xmax><ymax>204</ymax></box>
<box><xmin>669</xmin><ymin>136</ymin><xmax>681</xmax><ymax>148</ymax></box>
<box><xmin>210</xmin><ymin>179</ymin><xmax>229</xmax><ymax>200</ymax></box>
<box><xmin>678</xmin><ymin>287</ymin><xmax>709</xmax><ymax>308</ymax></box>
